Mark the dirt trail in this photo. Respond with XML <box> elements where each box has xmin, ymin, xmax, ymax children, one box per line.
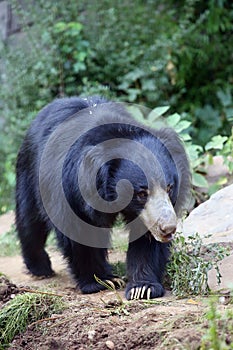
<box><xmin>0</xmin><ymin>250</ymin><xmax>74</xmax><ymax>290</ymax></box>
<box><xmin>0</xmin><ymin>247</ymin><xmax>209</xmax><ymax>350</ymax></box>
<box><xmin>0</xmin><ymin>213</ymin><xmax>231</xmax><ymax>350</ymax></box>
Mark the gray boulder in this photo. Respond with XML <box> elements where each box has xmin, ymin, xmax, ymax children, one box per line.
<box><xmin>181</xmin><ymin>184</ymin><xmax>233</xmax><ymax>290</ymax></box>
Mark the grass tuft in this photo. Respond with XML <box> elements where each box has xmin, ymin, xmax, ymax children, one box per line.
<box><xmin>201</xmin><ymin>297</ymin><xmax>233</xmax><ymax>349</ymax></box>
<box><xmin>0</xmin><ymin>291</ymin><xmax>64</xmax><ymax>349</ymax></box>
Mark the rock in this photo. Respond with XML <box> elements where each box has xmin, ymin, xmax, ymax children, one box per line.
<box><xmin>208</xmin><ymin>254</ymin><xmax>233</xmax><ymax>291</ymax></box>
<box><xmin>181</xmin><ymin>184</ymin><xmax>233</xmax><ymax>291</ymax></box>
<box><xmin>87</xmin><ymin>330</ymin><xmax>96</xmax><ymax>341</ymax></box>
<box><xmin>106</xmin><ymin>340</ymin><xmax>115</xmax><ymax>349</ymax></box>
<box><xmin>182</xmin><ymin>184</ymin><xmax>233</xmax><ymax>244</ymax></box>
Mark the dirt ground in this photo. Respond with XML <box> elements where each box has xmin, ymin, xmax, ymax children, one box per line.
<box><xmin>1</xmin><ymin>247</ymin><xmax>231</xmax><ymax>350</ymax></box>
<box><xmin>1</xmin><ymin>211</ymin><xmax>233</xmax><ymax>349</ymax></box>
<box><xmin>1</xmin><ymin>162</ymin><xmax>233</xmax><ymax>349</ymax></box>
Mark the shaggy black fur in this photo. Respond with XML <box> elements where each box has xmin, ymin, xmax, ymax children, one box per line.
<box><xmin>16</xmin><ymin>96</ymin><xmax>190</xmax><ymax>299</ymax></box>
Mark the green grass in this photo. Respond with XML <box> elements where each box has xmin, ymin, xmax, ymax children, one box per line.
<box><xmin>0</xmin><ymin>290</ymin><xmax>65</xmax><ymax>349</ymax></box>
<box><xmin>201</xmin><ymin>297</ymin><xmax>233</xmax><ymax>349</ymax></box>
<box><xmin>0</xmin><ymin>226</ymin><xmax>57</xmax><ymax>257</ymax></box>
<box><xmin>0</xmin><ymin>226</ymin><xmax>20</xmax><ymax>257</ymax></box>
<box><xmin>111</xmin><ymin>214</ymin><xmax>128</xmax><ymax>252</ymax></box>
<box><xmin>112</xmin><ymin>261</ymin><xmax>126</xmax><ymax>277</ymax></box>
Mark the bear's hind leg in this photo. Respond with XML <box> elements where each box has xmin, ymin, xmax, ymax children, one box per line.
<box><xmin>16</xmin><ymin>176</ymin><xmax>54</xmax><ymax>277</ymax></box>
<box><xmin>17</xmin><ymin>219</ymin><xmax>54</xmax><ymax>277</ymax></box>
<box><xmin>16</xmin><ymin>150</ymin><xmax>55</xmax><ymax>277</ymax></box>
<box><xmin>56</xmin><ymin>233</ymin><xmax>123</xmax><ymax>293</ymax></box>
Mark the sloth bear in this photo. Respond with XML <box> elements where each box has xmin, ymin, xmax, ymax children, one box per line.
<box><xmin>16</xmin><ymin>96</ymin><xmax>190</xmax><ymax>300</ymax></box>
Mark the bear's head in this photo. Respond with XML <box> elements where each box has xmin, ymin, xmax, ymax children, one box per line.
<box><xmin>106</xmin><ymin>154</ymin><xmax>179</xmax><ymax>243</ymax></box>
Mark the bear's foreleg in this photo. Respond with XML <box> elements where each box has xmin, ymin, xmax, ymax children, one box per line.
<box><xmin>126</xmin><ymin>233</ymin><xmax>170</xmax><ymax>300</ymax></box>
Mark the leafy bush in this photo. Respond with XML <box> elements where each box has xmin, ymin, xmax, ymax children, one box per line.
<box><xmin>0</xmin><ymin>0</ymin><xmax>232</xmax><ymax>212</ymax></box>
<box><xmin>167</xmin><ymin>232</ymin><xmax>229</xmax><ymax>297</ymax></box>
<box><xmin>79</xmin><ymin>0</ymin><xmax>233</xmax><ymax>144</ymax></box>
<box><xmin>128</xmin><ymin>104</ymin><xmax>233</xmax><ymax>191</ymax></box>
<box><xmin>0</xmin><ymin>1</ymin><xmax>91</xmax><ymax>212</ymax></box>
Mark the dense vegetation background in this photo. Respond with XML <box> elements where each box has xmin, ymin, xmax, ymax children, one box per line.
<box><xmin>0</xmin><ymin>0</ymin><xmax>232</xmax><ymax>213</ymax></box>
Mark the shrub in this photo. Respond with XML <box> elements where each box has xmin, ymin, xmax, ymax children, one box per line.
<box><xmin>0</xmin><ymin>0</ymin><xmax>232</xmax><ymax>212</ymax></box>
<box><xmin>167</xmin><ymin>232</ymin><xmax>229</xmax><ymax>297</ymax></box>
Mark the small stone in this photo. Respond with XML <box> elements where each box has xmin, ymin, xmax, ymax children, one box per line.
<box><xmin>87</xmin><ymin>330</ymin><xmax>95</xmax><ymax>340</ymax></box>
<box><xmin>219</xmin><ymin>289</ymin><xmax>231</xmax><ymax>305</ymax></box>
<box><xmin>0</xmin><ymin>285</ymin><xmax>8</xmax><ymax>295</ymax></box>
<box><xmin>106</xmin><ymin>340</ymin><xmax>114</xmax><ymax>349</ymax></box>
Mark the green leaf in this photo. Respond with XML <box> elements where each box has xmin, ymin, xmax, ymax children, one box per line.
<box><xmin>127</xmin><ymin>106</ymin><xmax>144</xmax><ymax>122</ymax></box>
<box><xmin>186</xmin><ymin>143</ymin><xmax>203</xmax><ymax>163</ymax></box>
<box><xmin>192</xmin><ymin>173</ymin><xmax>208</xmax><ymax>188</ymax></box>
<box><xmin>127</xmin><ymin>88</ymin><xmax>140</xmax><ymax>102</ymax></box>
<box><xmin>181</xmin><ymin>133</ymin><xmax>192</xmax><ymax>141</ymax></box>
<box><xmin>205</xmin><ymin>135</ymin><xmax>228</xmax><ymax>151</ymax></box>
<box><xmin>147</xmin><ymin>106</ymin><xmax>170</xmax><ymax>122</ymax></box>
<box><xmin>141</xmin><ymin>79</ymin><xmax>156</xmax><ymax>91</ymax></box>
<box><xmin>174</xmin><ymin>120</ymin><xmax>192</xmax><ymax>133</ymax></box>
<box><xmin>217</xmin><ymin>88</ymin><xmax>232</xmax><ymax>107</ymax></box>
<box><xmin>166</xmin><ymin>113</ymin><xmax>180</xmax><ymax>127</ymax></box>
<box><xmin>225</xmin><ymin>107</ymin><xmax>233</xmax><ymax>121</ymax></box>
<box><xmin>6</xmin><ymin>173</ymin><xmax>15</xmax><ymax>187</ymax></box>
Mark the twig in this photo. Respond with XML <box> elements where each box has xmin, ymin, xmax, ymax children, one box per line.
<box><xmin>28</xmin><ymin>315</ymin><xmax>64</xmax><ymax>328</ymax></box>
<box><xmin>19</xmin><ymin>288</ymin><xmax>63</xmax><ymax>297</ymax></box>
<box><xmin>48</xmin><ymin>315</ymin><xmax>77</xmax><ymax>329</ymax></box>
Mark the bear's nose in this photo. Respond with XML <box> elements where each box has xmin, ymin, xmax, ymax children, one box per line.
<box><xmin>160</xmin><ymin>224</ymin><xmax>177</xmax><ymax>237</ymax></box>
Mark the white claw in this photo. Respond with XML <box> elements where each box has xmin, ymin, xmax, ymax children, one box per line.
<box><xmin>141</xmin><ymin>286</ymin><xmax>146</xmax><ymax>299</ymax></box>
<box><xmin>130</xmin><ymin>288</ymin><xmax>135</xmax><ymax>300</ymax></box>
<box><xmin>135</xmin><ymin>287</ymin><xmax>141</xmax><ymax>299</ymax></box>
<box><xmin>112</xmin><ymin>278</ymin><xmax>125</xmax><ymax>288</ymax></box>
<box><xmin>147</xmin><ymin>287</ymin><xmax>151</xmax><ymax>300</ymax></box>
<box><xmin>105</xmin><ymin>280</ymin><xmax>115</xmax><ymax>289</ymax></box>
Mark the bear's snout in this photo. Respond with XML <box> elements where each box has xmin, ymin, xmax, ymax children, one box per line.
<box><xmin>158</xmin><ymin>223</ymin><xmax>177</xmax><ymax>242</ymax></box>
<box><xmin>160</xmin><ymin>223</ymin><xmax>177</xmax><ymax>236</ymax></box>
<box><xmin>158</xmin><ymin>207</ymin><xmax>177</xmax><ymax>239</ymax></box>
<box><xmin>140</xmin><ymin>187</ymin><xmax>177</xmax><ymax>242</ymax></box>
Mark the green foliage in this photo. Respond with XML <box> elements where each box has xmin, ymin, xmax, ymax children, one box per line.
<box><xmin>80</xmin><ymin>0</ymin><xmax>233</xmax><ymax>144</ymax></box>
<box><xmin>206</xmin><ymin>128</ymin><xmax>233</xmax><ymax>174</ymax></box>
<box><xmin>129</xmin><ymin>105</ymin><xmax>209</xmax><ymax>188</ymax></box>
<box><xmin>0</xmin><ymin>225</ymin><xmax>20</xmax><ymax>257</ymax></box>
<box><xmin>0</xmin><ymin>1</ymin><xmax>90</xmax><ymax>213</ymax></box>
<box><xmin>0</xmin><ymin>226</ymin><xmax>56</xmax><ymax>257</ymax></box>
<box><xmin>167</xmin><ymin>232</ymin><xmax>229</xmax><ymax>297</ymax></box>
<box><xmin>201</xmin><ymin>298</ymin><xmax>233</xmax><ymax>350</ymax></box>
<box><xmin>112</xmin><ymin>261</ymin><xmax>126</xmax><ymax>278</ymax></box>
<box><xmin>0</xmin><ymin>0</ymin><xmax>232</xmax><ymax>212</ymax></box>
<box><xmin>0</xmin><ymin>290</ymin><xmax>64</xmax><ymax>349</ymax></box>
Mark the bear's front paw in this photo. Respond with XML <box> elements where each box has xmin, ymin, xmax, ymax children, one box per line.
<box><xmin>125</xmin><ymin>282</ymin><xmax>165</xmax><ymax>300</ymax></box>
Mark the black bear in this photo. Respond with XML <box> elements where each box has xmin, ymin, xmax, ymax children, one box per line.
<box><xmin>16</xmin><ymin>96</ymin><xmax>190</xmax><ymax>300</ymax></box>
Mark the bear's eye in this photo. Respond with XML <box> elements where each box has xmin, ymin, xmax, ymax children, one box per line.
<box><xmin>166</xmin><ymin>184</ymin><xmax>173</xmax><ymax>194</ymax></box>
<box><xmin>136</xmin><ymin>189</ymin><xmax>148</xmax><ymax>201</ymax></box>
